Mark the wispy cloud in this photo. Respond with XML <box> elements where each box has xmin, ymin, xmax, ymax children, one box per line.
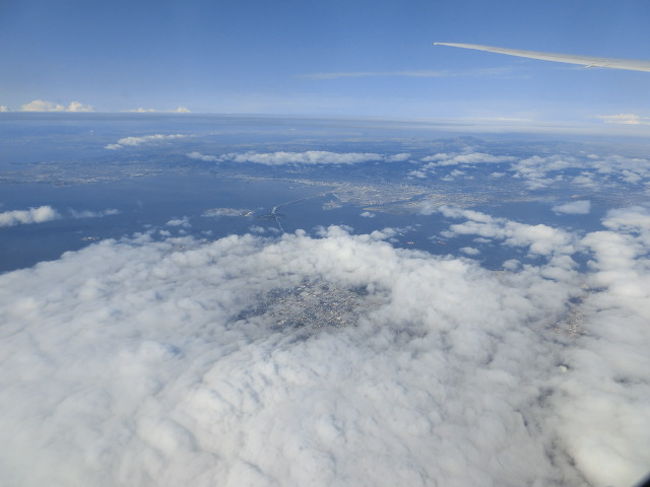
<box><xmin>69</xmin><ymin>208</ymin><xmax>120</xmax><ymax>219</ymax></box>
<box><xmin>596</xmin><ymin>113</ymin><xmax>650</xmax><ymax>125</ymax></box>
<box><xmin>299</xmin><ymin>67</ymin><xmax>514</xmax><ymax>80</ymax></box>
<box><xmin>129</xmin><ymin>107</ymin><xmax>158</xmax><ymax>113</ymax></box>
<box><xmin>127</xmin><ymin>106</ymin><xmax>191</xmax><ymax>113</ymax></box>
<box><xmin>20</xmin><ymin>99</ymin><xmax>94</xmax><ymax>112</ymax></box>
<box><xmin>552</xmin><ymin>200</ymin><xmax>591</xmax><ymax>215</ymax></box>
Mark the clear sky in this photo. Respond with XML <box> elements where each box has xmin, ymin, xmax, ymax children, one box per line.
<box><xmin>2</xmin><ymin>0</ymin><xmax>650</xmax><ymax>127</ymax></box>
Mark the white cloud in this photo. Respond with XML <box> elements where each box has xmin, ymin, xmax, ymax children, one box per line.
<box><xmin>0</xmin><ymin>105</ymin><xmax>9</xmax><ymax>112</ymax></box>
<box><xmin>105</xmin><ymin>134</ymin><xmax>189</xmax><ymax>150</ymax></box>
<box><xmin>421</xmin><ymin>152</ymin><xmax>515</xmax><ymax>166</ymax></box>
<box><xmin>412</xmin><ymin>152</ymin><xmax>515</xmax><ymax>179</ymax></box>
<box><xmin>202</xmin><ymin>208</ymin><xmax>253</xmax><ymax>217</ymax></box>
<box><xmin>510</xmin><ymin>153</ymin><xmax>650</xmax><ymax>190</ymax></box>
<box><xmin>410</xmin><ymin>149</ymin><xmax>650</xmax><ymax>191</ymax></box>
<box><xmin>360</xmin><ymin>211</ymin><xmax>375</xmax><ymax>218</ymax></box>
<box><xmin>0</xmin><ymin>206</ymin><xmax>120</xmax><ymax>227</ymax></box>
<box><xmin>407</xmin><ymin>169</ymin><xmax>427</xmax><ymax>179</ymax></box>
<box><xmin>20</xmin><ymin>99</ymin><xmax>94</xmax><ymax>112</ymax></box>
<box><xmin>66</xmin><ymin>101</ymin><xmax>95</xmax><ymax>112</ymax></box>
<box><xmin>441</xmin><ymin>169</ymin><xmax>465</xmax><ymax>181</ymax></box>
<box><xmin>510</xmin><ymin>155</ymin><xmax>573</xmax><ymax>189</ymax></box>
<box><xmin>225</xmin><ymin>151</ymin><xmax>385</xmax><ymax>165</ymax></box>
<box><xmin>0</xmin><ymin>210</ymin><xmax>649</xmax><ymax>486</ymax></box>
<box><xmin>129</xmin><ymin>107</ymin><xmax>158</xmax><ymax>113</ymax></box>
<box><xmin>438</xmin><ymin>206</ymin><xmax>577</xmax><ymax>257</ymax></box>
<box><xmin>187</xmin><ymin>151</ymin><xmax>410</xmax><ymax>166</ymax></box>
<box><xmin>248</xmin><ymin>225</ymin><xmax>268</xmax><ymax>234</ymax></box>
<box><xmin>128</xmin><ymin>106</ymin><xmax>191</xmax><ymax>113</ymax></box>
<box><xmin>556</xmin><ymin>207</ymin><xmax>650</xmax><ymax>487</ymax></box>
<box><xmin>69</xmin><ymin>209</ymin><xmax>120</xmax><ymax>219</ymax></box>
<box><xmin>552</xmin><ymin>200</ymin><xmax>591</xmax><ymax>215</ymax></box>
<box><xmin>187</xmin><ymin>151</ymin><xmax>219</xmax><ymax>162</ymax></box>
<box><xmin>597</xmin><ymin>113</ymin><xmax>650</xmax><ymax>125</ymax></box>
<box><xmin>460</xmin><ymin>246</ymin><xmax>480</xmax><ymax>256</ymax></box>
<box><xmin>166</xmin><ymin>217</ymin><xmax>191</xmax><ymax>227</ymax></box>
<box><xmin>386</xmin><ymin>153</ymin><xmax>411</xmax><ymax>162</ymax></box>
<box><xmin>0</xmin><ymin>206</ymin><xmax>60</xmax><ymax>227</ymax></box>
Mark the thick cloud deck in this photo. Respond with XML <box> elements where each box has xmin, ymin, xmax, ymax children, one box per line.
<box><xmin>0</xmin><ymin>223</ymin><xmax>648</xmax><ymax>486</ymax></box>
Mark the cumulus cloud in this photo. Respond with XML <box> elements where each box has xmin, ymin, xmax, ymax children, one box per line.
<box><xmin>0</xmin><ymin>211</ymin><xmax>648</xmax><ymax>487</ymax></box>
<box><xmin>166</xmin><ymin>216</ymin><xmax>191</xmax><ymax>227</ymax></box>
<box><xmin>0</xmin><ymin>206</ymin><xmax>60</xmax><ymax>227</ymax></box>
<box><xmin>552</xmin><ymin>200</ymin><xmax>591</xmax><ymax>215</ymax></box>
<box><xmin>438</xmin><ymin>206</ymin><xmax>577</xmax><ymax>258</ymax></box>
<box><xmin>460</xmin><ymin>246</ymin><xmax>480</xmax><ymax>256</ymax></box>
<box><xmin>105</xmin><ymin>134</ymin><xmax>189</xmax><ymax>150</ymax></box>
<box><xmin>405</xmin><ymin>147</ymin><xmax>650</xmax><ymax>190</ymax></box>
<box><xmin>386</xmin><ymin>153</ymin><xmax>411</xmax><ymax>162</ymax></box>
<box><xmin>510</xmin><ymin>155</ymin><xmax>574</xmax><ymax>189</ymax></box>
<box><xmin>407</xmin><ymin>169</ymin><xmax>427</xmax><ymax>179</ymax></box>
<box><xmin>510</xmin><ymin>153</ymin><xmax>650</xmax><ymax>190</ymax></box>
<box><xmin>411</xmin><ymin>152</ymin><xmax>515</xmax><ymax>179</ymax></box>
<box><xmin>20</xmin><ymin>99</ymin><xmax>94</xmax><ymax>112</ymax></box>
<box><xmin>66</xmin><ymin>101</ymin><xmax>95</xmax><ymax>112</ymax></box>
<box><xmin>187</xmin><ymin>151</ymin><xmax>410</xmax><ymax>166</ymax></box>
<box><xmin>555</xmin><ymin>207</ymin><xmax>650</xmax><ymax>487</ymax></box>
<box><xmin>441</xmin><ymin>168</ymin><xmax>465</xmax><ymax>181</ymax></box>
<box><xmin>0</xmin><ymin>206</ymin><xmax>119</xmax><ymax>227</ymax></box>
<box><xmin>0</xmin><ymin>105</ymin><xmax>9</xmax><ymax>112</ymax></box>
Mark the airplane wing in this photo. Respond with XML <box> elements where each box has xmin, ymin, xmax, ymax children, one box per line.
<box><xmin>433</xmin><ymin>42</ymin><xmax>650</xmax><ymax>72</ymax></box>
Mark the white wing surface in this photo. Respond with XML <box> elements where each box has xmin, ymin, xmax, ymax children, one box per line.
<box><xmin>434</xmin><ymin>42</ymin><xmax>650</xmax><ymax>72</ymax></box>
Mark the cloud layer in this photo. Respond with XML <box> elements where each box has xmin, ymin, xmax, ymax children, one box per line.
<box><xmin>0</xmin><ymin>208</ymin><xmax>648</xmax><ymax>486</ymax></box>
<box><xmin>187</xmin><ymin>151</ymin><xmax>410</xmax><ymax>165</ymax></box>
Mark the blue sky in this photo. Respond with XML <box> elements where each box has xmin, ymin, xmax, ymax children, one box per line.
<box><xmin>2</xmin><ymin>0</ymin><xmax>650</xmax><ymax>127</ymax></box>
